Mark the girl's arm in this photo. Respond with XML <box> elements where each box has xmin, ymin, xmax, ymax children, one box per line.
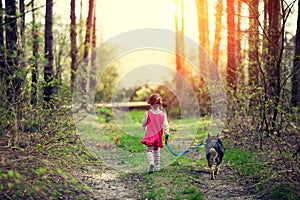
<box><xmin>141</xmin><ymin>111</ymin><xmax>148</xmax><ymax>130</ymax></box>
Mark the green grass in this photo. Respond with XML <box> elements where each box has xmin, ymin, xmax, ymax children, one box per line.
<box><xmin>269</xmin><ymin>184</ymin><xmax>299</xmax><ymax>200</ymax></box>
<box><xmin>136</xmin><ymin>157</ymin><xmax>205</xmax><ymax>200</ymax></box>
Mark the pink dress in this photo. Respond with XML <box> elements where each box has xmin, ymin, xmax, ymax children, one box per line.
<box><xmin>141</xmin><ymin>110</ymin><xmax>164</xmax><ymax>148</ymax></box>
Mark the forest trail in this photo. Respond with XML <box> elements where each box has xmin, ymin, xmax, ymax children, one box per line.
<box><xmin>80</xmin><ymin>162</ymin><xmax>257</xmax><ymax>200</ymax></box>
<box><xmin>188</xmin><ymin>167</ymin><xmax>256</xmax><ymax>200</ymax></box>
<box><xmin>80</xmin><ymin>164</ymin><xmax>141</xmax><ymax>200</ymax></box>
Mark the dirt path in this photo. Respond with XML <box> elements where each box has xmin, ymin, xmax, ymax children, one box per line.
<box><xmin>80</xmin><ymin>162</ymin><xmax>257</xmax><ymax>200</ymax></box>
<box><xmin>80</xmin><ymin>164</ymin><xmax>142</xmax><ymax>200</ymax></box>
<box><xmin>188</xmin><ymin>167</ymin><xmax>256</xmax><ymax>200</ymax></box>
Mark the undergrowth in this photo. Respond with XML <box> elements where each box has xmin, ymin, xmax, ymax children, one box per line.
<box><xmin>0</xmin><ymin>95</ymin><xmax>102</xmax><ymax>199</ymax></box>
<box><xmin>0</xmin><ymin>132</ymin><xmax>99</xmax><ymax>199</ymax></box>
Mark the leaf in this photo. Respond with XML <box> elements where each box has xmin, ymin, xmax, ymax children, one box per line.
<box><xmin>7</xmin><ymin>170</ymin><xmax>14</xmax><ymax>178</ymax></box>
<box><xmin>36</xmin><ymin>167</ymin><xmax>47</xmax><ymax>176</ymax></box>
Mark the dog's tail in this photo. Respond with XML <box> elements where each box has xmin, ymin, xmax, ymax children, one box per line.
<box><xmin>209</xmin><ymin>148</ymin><xmax>218</xmax><ymax>165</ymax></box>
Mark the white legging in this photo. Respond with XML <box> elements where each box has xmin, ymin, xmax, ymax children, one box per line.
<box><xmin>146</xmin><ymin>145</ymin><xmax>160</xmax><ymax>170</ymax></box>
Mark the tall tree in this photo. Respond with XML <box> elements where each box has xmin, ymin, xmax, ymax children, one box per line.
<box><xmin>5</xmin><ymin>0</ymin><xmax>21</xmax><ymax>102</ymax></box>
<box><xmin>266</xmin><ymin>0</ymin><xmax>281</xmax><ymax>99</ymax></box>
<box><xmin>195</xmin><ymin>0</ymin><xmax>210</xmax><ymax>54</ymax></box>
<box><xmin>83</xmin><ymin>0</ymin><xmax>94</xmax><ymax>60</ymax></box>
<box><xmin>19</xmin><ymin>0</ymin><xmax>25</xmax><ymax>36</ymax></box>
<box><xmin>248</xmin><ymin>0</ymin><xmax>260</xmax><ymax>87</ymax></box>
<box><xmin>236</xmin><ymin>0</ymin><xmax>243</xmax><ymax>85</ymax></box>
<box><xmin>266</xmin><ymin>0</ymin><xmax>282</xmax><ymax>132</ymax></box>
<box><xmin>175</xmin><ymin>0</ymin><xmax>185</xmax><ymax>90</ymax></box>
<box><xmin>212</xmin><ymin>0</ymin><xmax>223</xmax><ymax>65</ymax></box>
<box><xmin>226</xmin><ymin>0</ymin><xmax>237</xmax><ymax>91</ymax></box>
<box><xmin>31</xmin><ymin>0</ymin><xmax>39</xmax><ymax>105</ymax></box>
<box><xmin>89</xmin><ymin>1</ymin><xmax>97</xmax><ymax>104</ymax></box>
<box><xmin>80</xmin><ymin>0</ymin><xmax>95</xmax><ymax>108</ymax></box>
<box><xmin>291</xmin><ymin>0</ymin><xmax>300</xmax><ymax>108</ymax></box>
<box><xmin>44</xmin><ymin>0</ymin><xmax>54</xmax><ymax>104</ymax></box>
<box><xmin>70</xmin><ymin>0</ymin><xmax>78</xmax><ymax>91</ymax></box>
<box><xmin>0</xmin><ymin>0</ymin><xmax>4</xmax><ymax>82</ymax></box>
<box><xmin>92</xmin><ymin>5</ymin><xmax>96</xmax><ymax>50</ymax></box>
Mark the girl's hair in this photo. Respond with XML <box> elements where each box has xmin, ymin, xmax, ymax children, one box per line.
<box><xmin>147</xmin><ymin>93</ymin><xmax>162</xmax><ymax>105</ymax></box>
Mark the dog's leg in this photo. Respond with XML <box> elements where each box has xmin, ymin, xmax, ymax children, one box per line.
<box><xmin>208</xmin><ymin>148</ymin><xmax>218</xmax><ymax>180</ymax></box>
<box><xmin>210</xmin><ymin>169</ymin><xmax>215</xmax><ymax>180</ymax></box>
<box><xmin>214</xmin><ymin>165</ymin><xmax>220</xmax><ymax>175</ymax></box>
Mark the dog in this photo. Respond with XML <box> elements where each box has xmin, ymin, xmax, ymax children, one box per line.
<box><xmin>205</xmin><ymin>133</ymin><xmax>225</xmax><ymax>180</ymax></box>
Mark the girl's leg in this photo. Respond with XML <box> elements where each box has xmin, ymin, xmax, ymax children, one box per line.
<box><xmin>146</xmin><ymin>146</ymin><xmax>155</xmax><ymax>173</ymax></box>
<box><xmin>153</xmin><ymin>147</ymin><xmax>160</xmax><ymax>171</ymax></box>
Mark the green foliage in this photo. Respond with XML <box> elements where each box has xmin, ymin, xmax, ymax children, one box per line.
<box><xmin>118</xmin><ymin>133</ymin><xmax>145</xmax><ymax>153</ymax></box>
<box><xmin>97</xmin><ymin>107</ymin><xmax>113</xmax><ymax>122</ymax></box>
<box><xmin>0</xmin><ymin>81</ymin><xmax>99</xmax><ymax>199</ymax></box>
<box><xmin>269</xmin><ymin>184</ymin><xmax>299</xmax><ymax>200</ymax></box>
<box><xmin>141</xmin><ymin>188</ymin><xmax>165</xmax><ymax>200</ymax></box>
<box><xmin>226</xmin><ymin>83</ymin><xmax>299</xmax><ymax>196</ymax></box>
<box><xmin>181</xmin><ymin>187</ymin><xmax>204</xmax><ymax>200</ymax></box>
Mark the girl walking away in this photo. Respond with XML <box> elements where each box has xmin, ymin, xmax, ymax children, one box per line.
<box><xmin>141</xmin><ymin>93</ymin><xmax>169</xmax><ymax>173</ymax></box>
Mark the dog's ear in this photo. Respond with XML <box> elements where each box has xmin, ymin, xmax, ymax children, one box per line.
<box><xmin>217</xmin><ymin>133</ymin><xmax>220</xmax><ymax>138</ymax></box>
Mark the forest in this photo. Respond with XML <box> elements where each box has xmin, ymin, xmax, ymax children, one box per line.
<box><xmin>0</xmin><ymin>0</ymin><xmax>299</xmax><ymax>199</ymax></box>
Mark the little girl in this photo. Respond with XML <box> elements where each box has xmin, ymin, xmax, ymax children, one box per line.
<box><xmin>141</xmin><ymin>93</ymin><xmax>169</xmax><ymax>173</ymax></box>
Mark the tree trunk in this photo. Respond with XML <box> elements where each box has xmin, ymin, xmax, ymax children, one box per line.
<box><xmin>212</xmin><ymin>0</ymin><xmax>223</xmax><ymax>65</ymax></box>
<box><xmin>0</xmin><ymin>0</ymin><xmax>4</xmax><ymax>82</ymax></box>
<box><xmin>80</xmin><ymin>0</ymin><xmax>94</xmax><ymax>109</ymax></box>
<box><xmin>236</xmin><ymin>0</ymin><xmax>243</xmax><ymax>86</ymax></box>
<box><xmin>175</xmin><ymin>0</ymin><xmax>185</xmax><ymax>91</ymax></box>
<box><xmin>226</xmin><ymin>0</ymin><xmax>237</xmax><ymax>91</ymax></box>
<box><xmin>248</xmin><ymin>0</ymin><xmax>260</xmax><ymax>87</ymax></box>
<box><xmin>266</xmin><ymin>0</ymin><xmax>281</xmax><ymax>99</ymax></box>
<box><xmin>19</xmin><ymin>0</ymin><xmax>25</xmax><ymax>36</ymax></box>
<box><xmin>31</xmin><ymin>0</ymin><xmax>39</xmax><ymax>105</ymax></box>
<box><xmin>267</xmin><ymin>0</ymin><xmax>282</xmax><ymax>133</ymax></box>
<box><xmin>83</xmin><ymin>0</ymin><xmax>94</xmax><ymax>60</ymax></box>
<box><xmin>89</xmin><ymin>1</ymin><xmax>97</xmax><ymax>107</ymax></box>
<box><xmin>44</xmin><ymin>0</ymin><xmax>54</xmax><ymax>104</ymax></box>
<box><xmin>79</xmin><ymin>0</ymin><xmax>84</xmax><ymax>55</ymax></box>
<box><xmin>70</xmin><ymin>0</ymin><xmax>78</xmax><ymax>92</ymax></box>
<box><xmin>195</xmin><ymin>0</ymin><xmax>209</xmax><ymax>54</ymax></box>
<box><xmin>291</xmin><ymin>0</ymin><xmax>300</xmax><ymax>108</ymax></box>
<box><xmin>5</xmin><ymin>0</ymin><xmax>20</xmax><ymax>102</ymax></box>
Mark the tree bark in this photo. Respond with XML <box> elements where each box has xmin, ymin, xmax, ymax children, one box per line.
<box><xmin>212</xmin><ymin>0</ymin><xmax>223</xmax><ymax>65</ymax></box>
<box><xmin>31</xmin><ymin>0</ymin><xmax>39</xmax><ymax>105</ymax></box>
<box><xmin>70</xmin><ymin>0</ymin><xmax>78</xmax><ymax>92</ymax></box>
<box><xmin>44</xmin><ymin>0</ymin><xmax>54</xmax><ymax>104</ymax></box>
<box><xmin>19</xmin><ymin>0</ymin><xmax>25</xmax><ymax>36</ymax></box>
<box><xmin>236</xmin><ymin>0</ymin><xmax>243</xmax><ymax>85</ymax></box>
<box><xmin>80</xmin><ymin>0</ymin><xmax>94</xmax><ymax>109</ymax></box>
<box><xmin>0</xmin><ymin>0</ymin><xmax>4</xmax><ymax>82</ymax></box>
<box><xmin>5</xmin><ymin>0</ymin><xmax>20</xmax><ymax>102</ymax></box>
<box><xmin>195</xmin><ymin>0</ymin><xmax>209</xmax><ymax>54</ymax></box>
<box><xmin>175</xmin><ymin>0</ymin><xmax>185</xmax><ymax>90</ymax></box>
<box><xmin>83</xmin><ymin>0</ymin><xmax>94</xmax><ymax>59</ymax></box>
<box><xmin>89</xmin><ymin>1</ymin><xmax>97</xmax><ymax>107</ymax></box>
<box><xmin>248</xmin><ymin>0</ymin><xmax>260</xmax><ymax>87</ymax></box>
<box><xmin>266</xmin><ymin>0</ymin><xmax>281</xmax><ymax>99</ymax></box>
<box><xmin>226</xmin><ymin>0</ymin><xmax>237</xmax><ymax>91</ymax></box>
<box><xmin>291</xmin><ymin>0</ymin><xmax>300</xmax><ymax>108</ymax></box>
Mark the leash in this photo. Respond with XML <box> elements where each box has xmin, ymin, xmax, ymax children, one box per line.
<box><xmin>165</xmin><ymin>140</ymin><xmax>205</xmax><ymax>156</ymax></box>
